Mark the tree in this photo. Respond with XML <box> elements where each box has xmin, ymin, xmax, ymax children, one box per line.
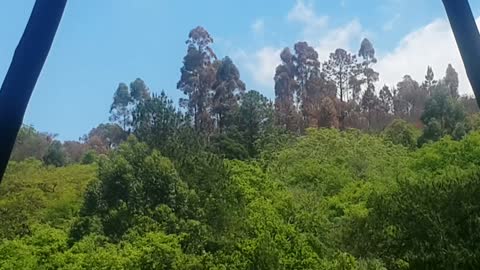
<box><xmin>323</xmin><ymin>48</ymin><xmax>359</xmax><ymax>102</ymax></box>
<box><xmin>75</xmin><ymin>137</ymin><xmax>196</xmax><ymax>241</ymax></box>
<box><xmin>358</xmin><ymin>39</ymin><xmax>376</xmax><ymax>63</ymax></box>
<box><xmin>81</xmin><ymin>150</ymin><xmax>98</xmax><ymax>164</ymax></box>
<box><xmin>396</xmin><ymin>75</ymin><xmax>427</xmax><ymax>122</ymax></box>
<box><xmin>233</xmin><ymin>90</ymin><xmax>274</xmax><ymax>157</ymax></box>
<box><xmin>361</xmin><ymin>84</ymin><xmax>379</xmax><ymax>129</ymax></box>
<box><xmin>209</xmin><ymin>90</ymin><xmax>274</xmax><ymax>159</ymax></box>
<box><xmin>419</xmin><ymin>84</ymin><xmax>466</xmax><ymax>143</ymax></box>
<box><xmin>378</xmin><ymin>85</ymin><xmax>393</xmax><ymax>114</ymax></box>
<box><xmin>293</xmin><ymin>41</ymin><xmax>321</xmax><ymax>126</ymax></box>
<box><xmin>274</xmin><ymin>48</ymin><xmax>299</xmax><ymax>131</ymax></box>
<box><xmin>109</xmin><ymin>83</ymin><xmax>132</xmax><ymax>131</ymax></box>
<box><xmin>10</xmin><ymin>125</ymin><xmax>52</xmax><ymax>161</ymax></box>
<box><xmin>444</xmin><ymin>64</ymin><xmax>459</xmax><ymax>98</ymax></box>
<box><xmin>177</xmin><ymin>26</ymin><xmax>217</xmax><ymax>133</ymax></box>
<box><xmin>129</xmin><ymin>78</ymin><xmax>150</xmax><ymax>103</ymax></box>
<box><xmin>132</xmin><ymin>91</ymin><xmax>186</xmax><ymax>155</ymax></box>
<box><xmin>84</xmin><ymin>123</ymin><xmax>127</xmax><ymax>154</ymax></box>
<box><xmin>43</xmin><ymin>141</ymin><xmax>67</xmax><ymax>167</ymax></box>
<box><xmin>305</xmin><ymin>73</ymin><xmax>336</xmax><ymax>127</ymax></box>
<box><xmin>63</xmin><ymin>141</ymin><xmax>88</xmax><ymax>163</ymax></box>
<box><xmin>383</xmin><ymin>119</ymin><xmax>419</xmax><ymax>149</ymax></box>
<box><xmin>358</xmin><ymin>38</ymin><xmax>379</xmax><ymax>88</ymax></box>
<box><xmin>212</xmin><ymin>56</ymin><xmax>245</xmax><ymax>131</ymax></box>
<box><xmin>422</xmin><ymin>66</ymin><xmax>437</xmax><ymax>96</ymax></box>
<box><xmin>274</xmin><ymin>42</ymin><xmax>335</xmax><ymax>130</ymax></box>
<box><xmin>459</xmin><ymin>95</ymin><xmax>479</xmax><ymax>114</ymax></box>
<box><xmin>318</xmin><ymin>97</ymin><xmax>339</xmax><ymax>128</ymax></box>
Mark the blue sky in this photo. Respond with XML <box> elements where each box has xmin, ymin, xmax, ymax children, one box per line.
<box><xmin>1</xmin><ymin>0</ymin><xmax>479</xmax><ymax>140</ymax></box>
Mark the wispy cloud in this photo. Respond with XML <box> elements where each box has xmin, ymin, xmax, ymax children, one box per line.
<box><xmin>376</xmin><ymin>17</ymin><xmax>480</xmax><ymax>95</ymax></box>
<box><xmin>313</xmin><ymin>20</ymin><xmax>364</xmax><ymax>59</ymax></box>
<box><xmin>237</xmin><ymin>1</ymin><xmax>366</xmax><ymax>91</ymax></box>
<box><xmin>234</xmin><ymin>0</ymin><xmax>477</xmax><ymax>97</ymax></box>
<box><xmin>287</xmin><ymin>0</ymin><xmax>328</xmax><ymax>40</ymax></box>
<box><xmin>286</xmin><ymin>0</ymin><xmax>365</xmax><ymax>56</ymax></box>
<box><xmin>233</xmin><ymin>47</ymin><xmax>282</xmax><ymax>90</ymax></box>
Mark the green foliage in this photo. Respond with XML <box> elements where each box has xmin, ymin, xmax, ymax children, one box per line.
<box><xmin>0</xmin><ymin>160</ymin><xmax>96</xmax><ymax>239</ymax></box>
<box><xmin>81</xmin><ymin>150</ymin><xmax>99</xmax><ymax>164</ymax></box>
<box><xmin>132</xmin><ymin>91</ymin><xmax>191</xmax><ymax>159</ymax></box>
<box><xmin>10</xmin><ymin>125</ymin><xmax>51</xmax><ymax>162</ymax></box>
<box><xmin>466</xmin><ymin>112</ymin><xmax>480</xmax><ymax>131</ymax></box>
<box><xmin>76</xmin><ymin>136</ymin><xmax>197</xmax><ymax>241</ymax></box>
<box><xmin>383</xmin><ymin>119</ymin><xmax>420</xmax><ymax>150</ymax></box>
<box><xmin>8</xmin><ymin>126</ymin><xmax>480</xmax><ymax>269</ymax></box>
<box><xmin>5</xmin><ymin>27</ymin><xmax>480</xmax><ymax>269</ymax></box>
<box><xmin>419</xmin><ymin>85</ymin><xmax>466</xmax><ymax>144</ymax></box>
<box><xmin>269</xmin><ymin>128</ymin><xmax>408</xmax><ymax>195</ymax></box>
<box><xmin>86</xmin><ymin>123</ymin><xmax>127</xmax><ymax>151</ymax></box>
<box><xmin>43</xmin><ymin>140</ymin><xmax>67</xmax><ymax>167</ymax></box>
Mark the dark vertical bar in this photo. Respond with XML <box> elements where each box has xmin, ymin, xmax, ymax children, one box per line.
<box><xmin>0</xmin><ymin>0</ymin><xmax>68</xmax><ymax>182</ymax></box>
<box><xmin>443</xmin><ymin>0</ymin><xmax>480</xmax><ymax>106</ymax></box>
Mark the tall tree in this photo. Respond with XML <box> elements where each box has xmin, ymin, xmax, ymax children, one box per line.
<box><xmin>129</xmin><ymin>78</ymin><xmax>150</xmax><ymax>103</ymax></box>
<box><xmin>305</xmin><ymin>72</ymin><xmax>336</xmax><ymax>127</ymax></box>
<box><xmin>444</xmin><ymin>64</ymin><xmax>459</xmax><ymax>98</ymax></box>
<box><xmin>84</xmin><ymin>123</ymin><xmax>127</xmax><ymax>154</ymax></box>
<box><xmin>177</xmin><ymin>26</ymin><xmax>217</xmax><ymax>133</ymax></box>
<box><xmin>358</xmin><ymin>39</ymin><xmax>380</xmax><ymax>129</ymax></box>
<box><xmin>323</xmin><ymin>48</ymin><xmax>359</xmax><ymax>102</ymax></box>
<box><xmin>293</xmin><ymin>42</ymin><xmax>321</xmax><ymax>126</ymax></box>
<box><xmin>396</xmin><ymin>75</ymin><xmax>427</xmax><ymax>122</ymax></box>
<box><xmin>419</xmin><ymin>84</ymin><xmax>466</xmax><ymax>143</ymax></box>
<box><xmin>63</xmin><ymin>141</ymin><xmax>88</xmax><ymax>163</ymax></box>
<box><xmin>212</xmin><ymin>57</ymin><xmax>245</xmax><ymax>132</ymax></box>
<box><xmin>422</xmin><ymin>66</ymin><xmax>436</xmax><ymax>96</ymax></box>
<box><xmin>43</xmin><ymin>140</ymin><xmax>67</xmax><ymax>167</ymax></box>
<box><xmin>234</xmin><ymin>90</ymin><xmax>274</xmax><ymax>157</ymax></box>
<box><xmin>274</xmin><ymin>42</ymin><xmax>327</xmax><ymax>130</ymax></box>
<box><xmin>361</xmin><ymin>84</ymin><xmax>379</xmax><ymax>129</ymax></box>
<box><xmin>358</xmin><ymin>38</ymin><xmax>379</xmax><ymax>87</ymax></box>
<box><xmin>318</xmin><ymin>96</ymin><xmax>339</xmax><ymax>128</ymax></box>
<box><xmin>378</xmin><ymin>85</ymin><xmax>393</xmax><ymax>115</ymax></box>
<box><xmin>110</xmin><ymin>83</ymin><xmax>132</xmax><ymax>131</ymax></box>
<box><xmin>274</xmin><ymin>48</ymin><xmax>299</xmax><ymax>131</ymax></box>
<box><xmin>132</xmin><ymin>91</ymin><xmax>185</xmax><ymax>152</ymax></box>
<box><xmin>10</xmin><ymin>125</ymin><xmax>52</xmax><ymax>161</ymax></box>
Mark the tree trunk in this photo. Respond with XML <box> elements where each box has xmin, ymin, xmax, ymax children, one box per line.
<box><xmin>0</xmin><ymin>0</ymin><xmax>67</xmax><ymax>182</ymax></box>
<box><xmin>443</xmin><ymin>0</ymin><xmax>480</xmax><ymax>107</ymax></box>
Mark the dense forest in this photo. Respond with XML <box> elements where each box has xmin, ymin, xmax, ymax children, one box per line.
<box><xmin>3</xmin><ymin>26</ymin><xmax>480</xmax><ymax>269</ymax></box>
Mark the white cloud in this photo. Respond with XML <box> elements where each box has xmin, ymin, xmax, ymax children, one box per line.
<box><xmin>287</xmin><ymin>0</ymin><xmax>328</xmax><ymax>39</ymax></box>
<box><xmin>238</xmin><ymin>1</ymin><xmax>365</xmax><ymax>91</ymax></box>
<box><xmin>231</xmin><ymin>0</ymin><xmax>480</xmax><ymax>98</ymax></box>
<box><xmin>238</xmin><ymin>19</ymin><xmax>364</xmax><ymax>90</ymax></box>
<box><xmin>251</xmin><ymin>19</ymin><xmax>265</xmax><ymax>36</ymax></box>
<box><xmin>376</xmin><ymin>17</ymin><xmax>480</xmax><ymax>95</ymax></box>
<box><xmin>286</xmin><ymin>0</ymin><xmax>365</xmax><ymax>62</ymax></box>
<box><xmin>233</xmin><ymin>47</ymin><xmax>282</xmax><ymax>89</ymax></box>
<box><xmin>313</xmin><ymin>20</ymin><xmax>364</xmax><ymax>60</ymax></box>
